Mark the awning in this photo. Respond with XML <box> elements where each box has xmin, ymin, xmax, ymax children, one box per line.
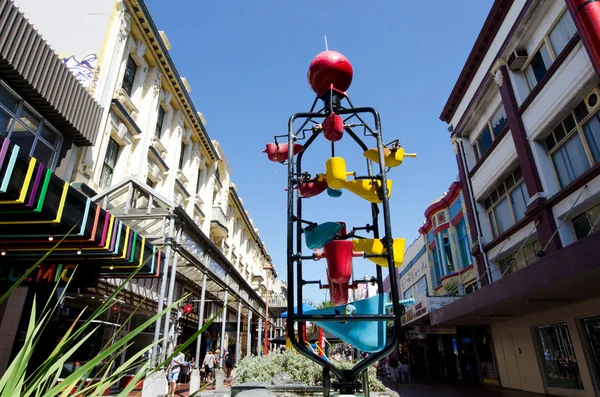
<box><xmin>0</xmin><ymin>136</ymin><xmax>162</xmax><ymax>286</ymax></box>
<box><xmin>430</xmin><ymin>231</ymin><xmax>600</xmax><ymax>326</ymax></box>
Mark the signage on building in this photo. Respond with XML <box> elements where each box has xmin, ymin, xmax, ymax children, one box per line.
<box><xmin>406</xmin><ymin>329</ymin><xmax>427</xmax><ymax>340</ymax></box>
<box><xmin>401</xmin><ymin>296</ymin><xmax>460</xmax><ymax>326</ymax></box>
<box><xmin>0</xmin><ymin>263</ymin><xmax>99</xmax><ymax>288</ymax></box>
<box><xmin>400</xmin><ymin>260</ymin><xmax>428</xmax><ymax>292</ymax></box>
<box><xmin>413</xmin><ymin>325</ymin><xmax>457</xmax><ymax>335</ymax></box>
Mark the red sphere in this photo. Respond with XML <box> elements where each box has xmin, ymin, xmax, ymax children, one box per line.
<box><xmin>307</xmin><ymin>51</ymin><xmax>353</xmax><ymax>96</ymax></box>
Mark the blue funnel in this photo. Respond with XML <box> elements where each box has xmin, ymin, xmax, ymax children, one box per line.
<box><xmin>327</xmin><ymin>187</ymin><xmax>342</xmax><ymax>198</ymax></box>
<box><xmin>305</xmin><ymin>294</ymin><xmax>388</xmax><ymax>352</ymax></box>
<box><xmin>304</xmin><ymin>222</ymin><xmax>343</xmax><ymax>250</ymax></box>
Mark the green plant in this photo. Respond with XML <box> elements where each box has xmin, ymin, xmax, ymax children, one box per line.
<box><xmin>0</xmin><ymin>232</ymin><xmax>222</xmax><ymax>397</ymax></box>
<box><xmin>234</xmin><ymin>350</ymin><xmax>386</xmax><ymax>392</ymax></box>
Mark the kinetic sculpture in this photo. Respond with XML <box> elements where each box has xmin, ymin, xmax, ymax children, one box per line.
<box><xmin>264</xmin><ymin>50</ymin><xmax>416</xmax><ymax>395</ymax></box>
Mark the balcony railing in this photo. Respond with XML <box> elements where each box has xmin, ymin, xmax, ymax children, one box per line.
<box><xmin>211</xmin><ymin>206</ymin><xmax>228</xmax><ymax>229</ymax></box>
<box><xmin>269</xmin><ymin>294</ymin><xmax>287</xmax><ymax>308</ymax></box>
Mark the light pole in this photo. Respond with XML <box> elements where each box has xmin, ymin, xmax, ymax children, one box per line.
<box><xmin>263</xmin><ymin>264</ymin><xmax>273</xmax><ymax>355</ymax></box>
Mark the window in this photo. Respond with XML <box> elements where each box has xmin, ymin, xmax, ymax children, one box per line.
<box><xmin>100</xmin><ymin>138</ymin><xmax>120</xmax><ymax>189</ymax></box>
<box><xmin>485</xmin><ymin>168</ymin><xmax>528</xmax><ymax>237</ymax></box>
<box><xmin>431</xmin><ymin>248</ymin><xmax>440</xmax><ymax>286</ymax></box>
<box><xmin>524</xmin><ymin>10</ymin><xmax>577</xmax><ymax>91</ymax></box>
<box><xmin>0</xmin><ymin>82</ymin><xmax>62</xmax><ymax>169</ymax></box>
<box><xmin>472</xmin><ymin>105</ymin><xmax>508</xmax><ymax>161</ymax></box>
<box><xmin>179</xmin><ymin>142</ymin><xmax>186</xmax><ymax>170</ymax></box>
<box><xmin>121</xmin><ymin>55</ymin><xmax>137</xmax><ymax>97</ymax></box>
<box><xmin>456</xmin><ymin>219</ymin><xmax>472</xmax><ymax>269</ymax></box>
<box><xmin>571</xmin><ymin>202</ymin><xmax>600</xmax><ymax>240</ymax></box>
<box><xmin>498</xmin><ymin>239</ymin><xmax>541</xmax><ymax>277</ymax></box>
<box><xmin>196</xmin><ymin>168</ymin><xmax>203</xmax><ymax>194</ymax></box>
<box><xmin>146</xmin><ymin>178</ymin><xmax>155</xmax><ymax>188</ymax></box>
<box><xmin>439</xmin><ymin>230</ymin><xmax>455</xmax><ymax>274</ymax></box>
<box><xmin>403</xmin><ymin>276</ymin><xmax>428</xmax><ymax>300</ymax></box>
<box><xmin>546</xmin><ymin>91</ymin><xmax>600</xmax><ymax>188</ymax></box>
<box><xmin>155</xmin><ymin>105</ymin><xmax>165</xmax><ymax>138</ymax></box>
<box><xmin>581</xmin><ymin>316</ymin><xmax>600</xmax><ymax>387</ymax></box>
<box><xmin>535</xmin><ymin>323</ymin><xmax>582</xmax><ymax>390</ymax></box>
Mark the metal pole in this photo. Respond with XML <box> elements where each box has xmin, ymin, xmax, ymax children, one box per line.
<box><xmin>257</xmin><ymin>318</ymin><xmax>262</xmax><ymax>356</ymax></box>
<box><xmin>162</xmin><ymin>224</ymin><xmax>181</xmax><ymax>357</ymax></box>
<box><xmin>219</xmin><ymin>289</ymin><xmax>229</xmax><ymax>367</ymax></box>
<box><xmin>236</xmin><ymin>300</ymin><xmax>242</xmax><ymax>365</ymax></box>
<box><xmin>152</xmin><ymin>214</ymin><xmax>175</xmax><ymax>365</ymax></box>
<box><xmin>264</xmin><ymin>267</ymin><xmax>271</xmax><ymax>355</ymax></box>
<box><xmin>194</xmin><ymin>272</ymin><xmax>208</xmax><ymax>366</ymax></box>
<box><xmin>246</xmin><ymin>307</ymin><xmax>253</xmax><ymax>357</ymax></box>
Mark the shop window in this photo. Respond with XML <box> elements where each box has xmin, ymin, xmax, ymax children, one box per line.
<box><xmin>472</xmin><ymin>104</ymin><xmax>508</xmax><ymax>161</ymax></box>
<box><xmin>121</xmin><ymin>55</ymin><xmax>138</xmax><ymax>97</ymax></box>
<box><xmin>546</xmin><ymin>92</ymin><xmax>600</xmax><ymax>188</ymax></box>
<box><xmin>524</xmin><ymin>10</ymin><xmax>577</xmax><ymax>91</ymax></box>
<box><xmin>535</xmin><ymin>323</ymin><xmax>583</xmax><ymax>390</ymax></box>
<box><xmin>498</xmin><ymin>240</ymin><xmax>541</xmax><ymax>277</ymax></box>
<box><xmin>571</xmin><ymin>202</ymin><xmax>600</xmax><ymax>240</ymax></box>
<box><xmin>100</xmin><ymin>138</ymin><xmax>120</xmax><ymax>189</ymax></box>
<box><xmin>484</xmin><ymin>167</ymin><xmax>527</xmax><ymax>237</ymax></box>
<box><xmin>456</xmin><ymin>219</ymin><xmax>472</xmax><ymax>269</ymax></box>
<box><xmin>155</xmin><ymin>105</ymin><xmax>165</xmax><ymax>138</ymax></box>
<box><xmin>0</xmin><ymin>81</ymin><xmax>62</xmax><ymax>169</ymax></box>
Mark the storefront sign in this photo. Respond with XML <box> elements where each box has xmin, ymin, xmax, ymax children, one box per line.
<box><xmin>0</xmin><ymin>263</ymin><xmax>99</xmax><ymax>287</ymax></box>
<box><xmin>406</xmin><ymin>329</ymin><xmax>427</xmax><ymax>340</ymax></box>
<box><xmin>413</xmin><ymin>325</ymin><xmax>456</xmax><ymax>335</ymax></box>
<box><xmin>401</xmin><ymin>296</ymin><xmax>460</xmax><ymax>325</ymax></box>
<box><xmin>401</xmin><ymin>297</ymin><xmax>428</xmax><ymax>324</ymax></box>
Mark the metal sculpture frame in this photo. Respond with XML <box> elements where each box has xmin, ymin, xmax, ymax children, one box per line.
<box><xmin>285</xmin><ymin>90</ymin><xmax>405</xmax><ymax>395</ymax></box>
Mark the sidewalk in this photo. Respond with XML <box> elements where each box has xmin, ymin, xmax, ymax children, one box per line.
<box><xmin>387</xmin><ymin>382</ymin><xmax>558</xmax><ymax>397</ymax></box>
<box><xmin>121</xmin><ymin>382</ymin><xmax>231</xmax><ymax>397</ymax></box>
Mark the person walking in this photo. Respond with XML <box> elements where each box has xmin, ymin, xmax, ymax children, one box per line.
<box><xmin>166</xmin><ymin>348</ymin><xmax>186</xmax><ymax>397</ymax></box>
<box><xmin>388</xmin><ymin>349</ymin><xmax>400</xmax><ymax>387</ymax></box>
<box><xmin>224</xmin><ymin>349</ymin><xmax>234</xmax><ymax>379</ymax></box>
<box><xmin>202</xmin><ymin>349</ymin><xmax>217</xmax><ymax>387</ymax></box>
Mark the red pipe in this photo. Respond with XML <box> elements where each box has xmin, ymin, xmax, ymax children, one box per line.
<box><xmin>566</xmin><ymin>0</ymin><xmax>600</xmax><ymax>77</ymax></box>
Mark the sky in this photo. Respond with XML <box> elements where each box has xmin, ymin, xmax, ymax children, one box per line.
<box><xmin>145</xmin><ymin>0</ymin><xmax>494</xmax><ymax>304</ymax></box>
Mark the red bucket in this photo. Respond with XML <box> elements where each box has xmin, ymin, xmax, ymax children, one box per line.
<box><xmin>329</xmin><ymin>281</ymin><xmax>349</xmax><ymax>306</ymax></box>
<box><xmin>324</xmin><ymin>240</ymin><xmax>353</xmax><ymax>283</ymax></box>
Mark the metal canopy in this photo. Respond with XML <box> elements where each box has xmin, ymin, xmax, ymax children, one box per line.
<box><xmin>92</xmin><ymin>176</ymin><xmax>272</xmax><ymax>322</ymax></box>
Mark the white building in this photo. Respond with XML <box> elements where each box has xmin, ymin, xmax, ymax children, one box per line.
<box><xmin>9</xmin><ymin>0</ymin><xmax>285</xmax><ymax>371</ymax></box>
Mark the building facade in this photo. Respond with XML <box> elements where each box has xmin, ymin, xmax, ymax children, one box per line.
<box><xmin>0</xmin><ymin>0</ymin><xmax>286</xmax><ymax>381</ymax></box>
<box><xmin>382</xmin><ymin>182</ymin><xmax>498</xmax><ymax>384</ymax></box>
<box><xmin>438</xmin><ymin>0</ymin><xmax>600</xmax><ymax>396</ymax></box>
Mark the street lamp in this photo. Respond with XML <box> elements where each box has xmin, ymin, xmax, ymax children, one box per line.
<box><xmin>263</xmin><ymin>264</ymin><xmax>274</xmax><ymax>355</ymax></box>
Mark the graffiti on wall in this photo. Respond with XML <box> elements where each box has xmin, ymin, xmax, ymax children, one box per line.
<box><xmin>62</xmin><ymin>54</ymin><xmax>101</xmax><ymax>94</ymax></box>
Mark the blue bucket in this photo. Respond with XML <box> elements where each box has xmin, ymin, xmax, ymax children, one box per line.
<box><xmin>306</xmin><ymin>294</ymin><xmax>388</xmax><ymax>352</ymax></box>
<box><xmin>327</xmin><ymin>187</ymin><xmax>343</xmax><ymax>198</ymax></box>
<box><xmin>304</xmin><ymin>222</ymin><xmax>343</xmax><ymax>250</ymax></box>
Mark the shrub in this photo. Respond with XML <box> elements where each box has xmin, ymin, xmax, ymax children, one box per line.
<box><xmin>234</xmin><ymin>350</ymin><xmax>386</xmax><ymax>392</ymax></box>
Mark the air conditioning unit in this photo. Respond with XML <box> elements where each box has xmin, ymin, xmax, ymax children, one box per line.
<box><xmin>507</xmin><ymin>48</ymin><xmax>529</xmax><ymax>70</ymax></box>
<box><xmin>585</xmin><ymin>88</ymin><xmax>600</xmax><ymax>112</ymax></box>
